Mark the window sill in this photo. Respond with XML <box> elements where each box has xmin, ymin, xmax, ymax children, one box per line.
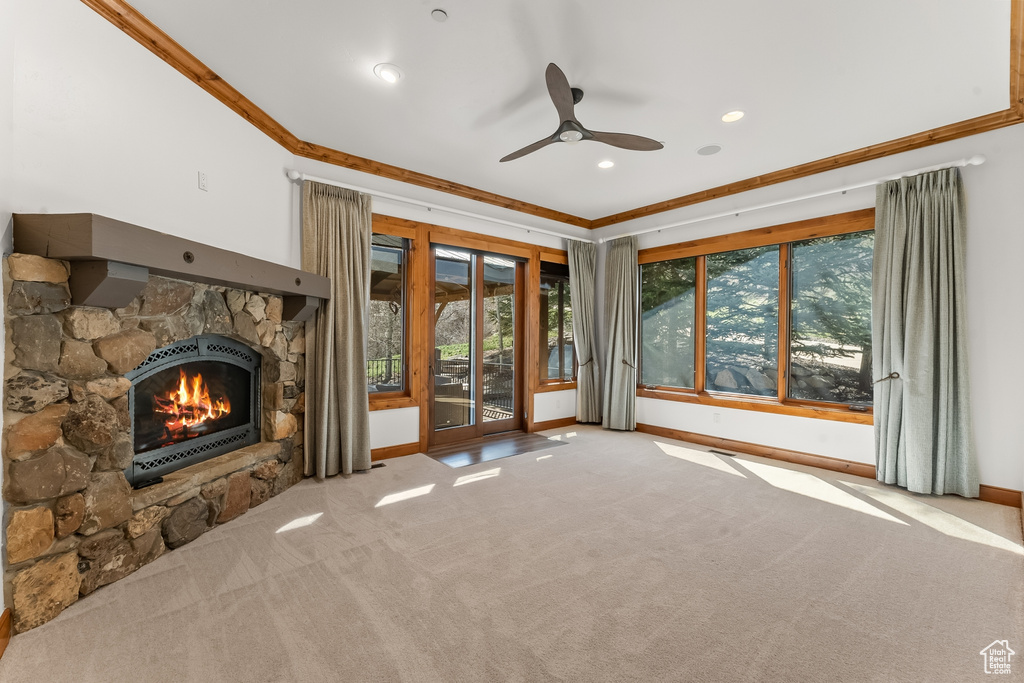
<box><xmin>368</xmin><ymin>393</ymin><xmax>417</xmax><ymax>411</ymax></box>
<box><xmin>635</xmin><ymin>386</ymin><xmax>873</xmax><ymax>425</ymax></box>
<box><xmin>535</xmin><ymin>381</ymin><xmax>577</xmax><ymax>394</ymax></box>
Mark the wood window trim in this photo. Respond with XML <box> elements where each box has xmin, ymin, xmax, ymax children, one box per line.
<box><xmin>637</xmin><ymin>209</ymin><xmax>875</xmax><ymax>265</ymax></box>
<box><xmin>368</xmin><ymin>220</ymin><xmax>413</xmax><ymax>403</ymax></box>
<box><xmin>539</xmin><ymin>248</ymin><xmax>569</xmax><ymax>265</ymax></box>
<box><xmin>536</xmin><ymin>254</ymin><xmax>577</xmax><ymax>389</ymax></box>
<box><xmin>636</xmin><ymin>386</ymin><xmax>873</xmax><ymax>425</ymax></box>
<box><xmin>536</xmin><ymin>380</ymin><xmax>578</xmax><ymax>393</ymax></box>
<box><xmin>369</xmin><ymin>394</ymin><xmax>418</xmax><ymax>411</ymax></box>
<box><xmin>371</xmin><ymin>219</ymin><xmax>417</xmax><ymax>240</ymax></box>
<box><xmin>638</xmin><ymin>208</ymin><xmax>875</xmax><ymax>423</ymax></box>
<box><xmin>375</xmin><ymin>215</ymin><xmax>548</xmax><ymax>261</ymax></box>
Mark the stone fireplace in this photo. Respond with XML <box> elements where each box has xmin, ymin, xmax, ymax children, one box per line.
<box><xmin>2</xmin><ymin>214</ymin><xmax>327</xmax><ymax>634</ymax></box>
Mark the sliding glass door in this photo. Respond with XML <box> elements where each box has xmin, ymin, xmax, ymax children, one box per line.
<box><xmin>430</xmin><ymin>247</ymin><xmax>523</xmax><ymax>445</ymax></box>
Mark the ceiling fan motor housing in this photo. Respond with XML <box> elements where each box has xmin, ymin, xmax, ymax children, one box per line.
<box><xmin>499</xmin><ymin>63</ymin><xmax>662</xmax><ymax>161</ymax></box>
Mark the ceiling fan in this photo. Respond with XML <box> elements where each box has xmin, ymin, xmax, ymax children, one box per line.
<box><xmin>499</xmin><ymin>63</ymin><xmax>664</xmax><ymax>162</ymax></box>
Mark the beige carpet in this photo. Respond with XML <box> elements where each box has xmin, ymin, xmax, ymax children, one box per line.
<box><xmin>2</xmin><ymin>426</ymin><xmax>1021</xmax><ymax>682</ymax></box>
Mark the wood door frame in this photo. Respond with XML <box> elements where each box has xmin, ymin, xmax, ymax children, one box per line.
<box><xmin>428</xmin><ymin>247</ymin><xmax>525</xmax><ymax>448</ymax></box>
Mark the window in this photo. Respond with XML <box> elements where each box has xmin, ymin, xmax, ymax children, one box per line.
<box><xmin>539</xmin><ymin>262</ymin><xmax>574</xmax><ymax>381</ymax></box>
<box><xmin>367</xmin><ymin>233</ymin><xmax>406</xmax><ymax>393</ymax></box>
<box><xmin>706</xmin><ymin>246</ymin><xmax>779</xmax><ymax>396</ymax></box>
<box><xmin>788</xmin><ymin>231</ymin><xmax>873</xmax><ymax>404</ymax></box>
<box><xmin>636</xmin><ymin>210</ymin><xmax>875</xmax><ymax>418</ymax></box>
<box><xmin>640</xmin><ymin>257</ymin><xmax>696</xmax><ymax>388</ymax></box>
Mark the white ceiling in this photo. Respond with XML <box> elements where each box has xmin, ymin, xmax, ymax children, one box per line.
<box><xmin>129</xmin><ymin>0</ymin><xmax>1010</xmax><ymax>221</ymax></box>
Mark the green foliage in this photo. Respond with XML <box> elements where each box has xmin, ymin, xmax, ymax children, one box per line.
<box><xmin>640</xmin><ymin>258</ymin><xmax>696</xmax><ymax>387</ymax></box>
<box><xmin>790</xmin><ymin>232</ymin><xmax>873</xmax><ymax>358</ymax></box>
<box><xmin>705</xmin><ymin>245</ymin><xmax>779</xmax><ymax>370</ymax></box>
<box><xmin>638</xmin><ymin>233</ymin><xmax>874</xmax><ymax>403</ymax></box>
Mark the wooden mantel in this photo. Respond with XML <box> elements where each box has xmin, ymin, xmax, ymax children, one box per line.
<box><xmin>12</xmin><ymin>213</ymin><xmax>328</xmax><ymax>321</ymax></box>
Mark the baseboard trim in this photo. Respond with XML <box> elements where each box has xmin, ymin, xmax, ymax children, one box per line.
<box><xmin>0</xmin><ymin>608</ymin><xmax>10</xmax><ymax>660</ymax></box>
<box><xmin>371</xmin><ymin>442</ymin><xmax>421</xmax><ymax>461</ymax></box>
<box><xmin>636</xmin><ymin>423</ymin><xmax>876</xmax><ymax>478</ymax></box>
<box><xmin>976</xmin><ymin>484</ymin><xmax>1024</xmax><ymax>509</ymax></box>
<box><xmin>635</xmin><ymin>423</ymin><xmax>1023</xmax><ymax>509</ymax></box>
<box><xmin>530</xmin><ymin>416</ymin><xmax>577</xmax><ymax>432</ymax></box>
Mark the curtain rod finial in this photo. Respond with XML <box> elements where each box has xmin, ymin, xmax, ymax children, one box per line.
<box><xmin>286</xmin><ymin>169</ymin><xmax>302</xmax><ymax>181</ymax></box>
<box><xmin>966</xmin><ymin>154</ymin><xmax>986</xmax><ymax>167</ymax></box>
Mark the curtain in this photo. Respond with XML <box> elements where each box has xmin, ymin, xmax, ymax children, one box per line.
<box><xmin>602</xmin><ymin>236</ymin><xmax>638</xmax><ymax>431</ymax></box>
<box><xmin>873</xmin><ymin>167</ymin><xmax>978</xmax><ymax>497</ymax></box>
<box><xmin>567</xmin><ymin>240</ymin><xmax>601</xmax><ymax>423</ymax></box>
<box><xmin>301</xmin><ymin>181</ymin><xmax>373</xmax><ymax>478</ymax></box>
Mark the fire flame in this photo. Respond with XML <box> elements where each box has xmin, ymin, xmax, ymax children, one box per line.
<box><xmin>154</xmin><ymin>368</ymin><xmax>230</xmax><ymax>436</ymax></box>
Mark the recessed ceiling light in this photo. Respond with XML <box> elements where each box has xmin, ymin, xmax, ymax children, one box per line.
<box><xmin>373</xmin><ymin>63</ymin><xmax>403</xmax><ymax>84</ymax></box>
<box><xmin>697</xmin><ymin>144</ymin><xmax>722</xmax><ymax>156</ymax></box>
<box><xmin>598</xmin><ymin>160</ymin><xmax>614</xmax><ymax>169</ymax></box>
<box><xmin>431</xmin><ymin>9</ymin><xmax>448</xmax><ymax>22</ymax></box>
<box><xmin>721</xmin><ymin>110</ymin><xmax>745</xmax><ymax>123</ymax></box>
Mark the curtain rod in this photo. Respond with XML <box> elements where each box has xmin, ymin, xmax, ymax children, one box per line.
<box><xmin>285</xmin><ymin>170</ymin><xmax>596</xmax><ymax>244</ymax></box>
<box><xmin>596</xmin><ymin>155</ymin><xmax>987</xmax><ymax>244</ymax></box>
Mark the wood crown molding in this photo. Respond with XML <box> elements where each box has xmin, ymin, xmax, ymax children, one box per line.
<box><xmin>83</xmin><ymin>0</ymin><xmax>1024</xmax><ymax>231</ymax></box>
<box><xmin>80</xmin><ymin>0</ymin><xmax>300</xmax><ymax>150</ymax></box>
<box><xmin>80</xmin><ymin>0</ymin><xmax>589</xmax><ymax>230</ymax></box>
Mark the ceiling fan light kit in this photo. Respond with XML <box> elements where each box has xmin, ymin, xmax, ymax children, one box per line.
<box><xmin>499</xmin><ymin>63</ymin><xmax>664</xmax><ymax>162</ymax></box>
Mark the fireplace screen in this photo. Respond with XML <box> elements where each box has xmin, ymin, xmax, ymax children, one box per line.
<box><xmin>126</xmin><ymin>335</ymin><xmax>260</xmax><ymax>486</ymax></box>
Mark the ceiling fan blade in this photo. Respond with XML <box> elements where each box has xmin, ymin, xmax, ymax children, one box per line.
<box><xmin>500</xmin><ymin>136</ymin><xmax>557</xmax><ymax>162</ymax></box>
<box><xmin>545</xmin><ymin>63</ymin><xmax>577</xmax><ymax>123</ymax></box>
<box><xmin>589</xmin><ymin>131</ymin><xmax>664</xmax><ymax>151</ymax></box>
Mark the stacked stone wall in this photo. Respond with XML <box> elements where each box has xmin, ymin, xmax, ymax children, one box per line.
<box><xmin>3</xmin><ymin>254</ymin><xmax>306</xmax><ymax>632</ymax></box>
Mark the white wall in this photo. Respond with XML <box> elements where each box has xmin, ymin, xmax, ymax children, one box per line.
<box><xmin>597</xmin><ymin>124</ymin><xmax>1024</xmax><ymax>491</ymax></box>
<box><xmin>10</xmin><ymin>0</ymin><xmax>298</xmax><ymax>268</ymax></box>
<box><xmin>534</xmin><ymin>389</ymin><xmax>577</xmax><ymax>424</ymax></box>
<box><xmin>368</xmin><ymin>408</ymin><xmax>420</xmax><ymax>450</ymax></box>
<box><xmin>0</xmin><ymin>0</ymin><xmax>14</xmax><ymax>614</ymax></box>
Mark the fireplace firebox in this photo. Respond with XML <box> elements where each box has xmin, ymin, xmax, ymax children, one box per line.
<box><xmin>126</xmin><ymin>335</ymin><xmax>261</xmax><ymax>486</ymax></box>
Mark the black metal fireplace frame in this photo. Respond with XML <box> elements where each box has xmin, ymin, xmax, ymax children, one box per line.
<box><xmin>125</xmin><ymin>335</ymin><xmax>261</xmax><ymax>486</ymax></box>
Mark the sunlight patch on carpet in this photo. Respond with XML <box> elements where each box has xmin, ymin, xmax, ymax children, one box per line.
<box><xmin>454</xmin><ymin>468</ymin><xmax>501</xmax><ymax>486</ymax></box>
<box><xmin>840</xmin><ymin>480</ymin><xmax>1024</xmax><ymax>555</ymax></box>
<box><xmin>375</xmin><ymin>484</ymin><xmax>435</xmax><ymax>507</ymax></box>
<box><xmin>733</xmin><ymin>459</ymin><xmax>907</xmax><ymax>525</ymax></box>
<box><xmin>276</xmin><ymin>512</ymin><xmax>323</xmax><ymax>533</ymax></box>
<box><xmin>656</xmin><ymin>441</ymin><xmax>746</xmax><ymax>477</ymax></box>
